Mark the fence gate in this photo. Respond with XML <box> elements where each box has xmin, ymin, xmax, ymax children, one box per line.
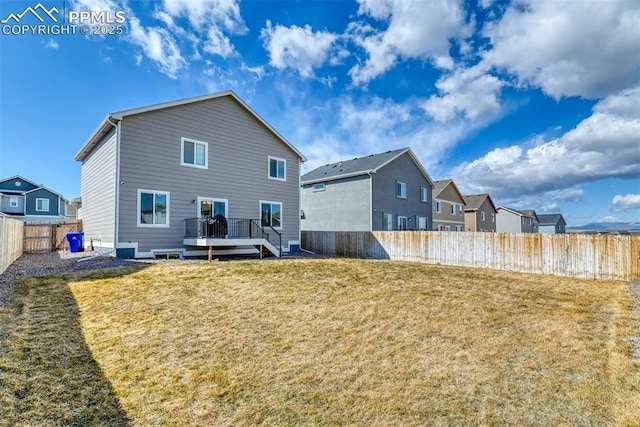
<box><xmin>23</xmin><ymin>221</ymin><xmax>82</xmax><ymax>253</ymax></box>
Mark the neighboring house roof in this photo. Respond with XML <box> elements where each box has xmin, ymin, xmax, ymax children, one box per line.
<box><xmin>0</xmin><ymin>175</ymin><xmax>41</xmax><ymax>189</ymax></box>
<box><xmin>301</xmin><ymin>147</ymin><xmax>435</xmax><ymax>186</ymax></box>
<box><xmin>520</xmin><ymin>209</ymin><xmax>539</xmax><ymax>222</ymax></box>
<box><xmin>537</xmin><ymin>214</ymin><xmax>566</xmax><ymax>226</ymax></box>
<box><xmin>75</xmin><ymin>90</ymin><xmax>307</xmax><ymax>162</ymax></box>
<box><xmin>498</xmin><ymin>206</ymin><xmax>536</xmax><ymax>218</ymax></box>
<box><xmin>433</xmin><ymin>179</ymin><xmax>466</xmax><ymax>204</ymax></box>
<box><xmin>24</xmin><ymin>186</ymin><xmax>66</xmax><ymax>200</ymax></box>
<box><xmin>463</xmin><ymin>194</ymin><xmax>497</xmax><ymax>212</ymax></box>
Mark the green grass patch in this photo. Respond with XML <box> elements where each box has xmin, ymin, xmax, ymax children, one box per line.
<box><xmin>1</xmin><ymin>259</ymin><xmax>639</xmax><ymax>425</ymax></box>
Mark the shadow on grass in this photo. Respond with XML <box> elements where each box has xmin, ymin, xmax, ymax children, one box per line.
<box><xmin>0</xmin><ymin>265</ymin><xmax>147</xmax><ymax>426</ymax></box>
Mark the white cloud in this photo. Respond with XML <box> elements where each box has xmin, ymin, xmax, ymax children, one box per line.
<box><xmin>348</xmin><ymin>0</ymin><xmax>470</xmax><ymax>85</ymax></box>
<box><xmin>453</xmin><ymin>87</ymin><xmax>640</xmax><ymax>199</ymax></box>
<box><xmin>261</xmin><ymin>21</ymin><xmax>338</xmax><ymax>79</ymax></box>
<box><xmin>127</xmin><ymin>15</ymin><xmax>186</xmax><ymax>78</ymax></box>
<box><xmin>612</xmin><ymin>194</ymin><xmax>640</xmax><ymax>212</ymax></box>
<box><xmin>44</xmin><ymin>39</ymin><xmax>58</xmax><ymax>49</ymax></box>
<box><xmin>161</xmin><ymin>0</ymin><xmax>245</xmax><ymax>33</ymax></box>
<box><xmin>482</xmin><ymin>0</ymin><xmax>640</xmax><ymax>99</ymax></box>
<box><xmin>422</xmin><ymin>63</ymin><xmax>504</xmax><ymax>122</ymax></box>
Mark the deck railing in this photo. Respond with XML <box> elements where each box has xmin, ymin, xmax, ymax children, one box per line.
<box><xmin>184</xmin><ymin>217</ymin><xmax>281</xmax><ymax>254</ymax></box>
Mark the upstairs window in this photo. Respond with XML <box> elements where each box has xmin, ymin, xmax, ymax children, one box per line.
<box><xmin>481</xmin><ymin>211</ymin><xmax>486</xmax><ymax>221</ymax></box>
<box><xmin>36</xmin><ymin>198</ymin><xmax>49</xmax><ymax>212</ymax></box>
<box><xmin>420</xmin><ymin>187</ymin><xmax>428</xmax><ymax>202</ymax></box>
<box><xmin>269</xmin><ymin>157</ymin><xmax>286</xmax><ymax>181</ymax></box>
<box><xmin>9</xmin><ymin>197</ymin><xmax>18</xmax><ymax>207</ymax></box>
<box><xmin>181</xmin><ymin>138</ymin><xmax>208</xmax><ymax>168</ymax></box>
<box><xmin>313</xmin><ymin>183</ymin><xmax>325</xmax><ymax>192</ymax></box>
<box><xmin>436</xmin><ymin>201</ymin><xmax>442</xmax><ymax>213</ymax></box>
<box><xmin>396</xmin><ymin>182</ymin><xmax>406</xmax><ymax>199</ymax></box>
<box><xmin>450</xmin><ymin>204</ymin><xmax>456</xmax><ymax>215</ymax></box>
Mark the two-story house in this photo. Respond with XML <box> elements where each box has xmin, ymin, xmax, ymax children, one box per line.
<box><xmin>496</xmin><ymin>207</ymin><xmax>538</xmax><ymax>233</ymax></box>
<box><xmin>463</xmin><ymin>194</ymin><xmax>498</xmax><ymax>232</ymax></box>
<box><xmin>0</xmin><ymin>175</ymin><xmax>69</xmax><ymax>222</ymax></box>
<box><xmin>75</xmin><ymin>91</ymin><xmax>307</xmax><ymax>258</ymax></box>
<box><xmin>432</xmin><ymin>179</ymin><xmax>465</xmax><ymax>231</ymax></box>
<box><xmin>301</xmin><ymin>148</ymin><xmax>435</xmax><ymax>231</ymax></box>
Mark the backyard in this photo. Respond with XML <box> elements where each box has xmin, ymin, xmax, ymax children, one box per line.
<box><xmin>0</xmin><ymin>258</ymin><xmax>639</xmax><ymax>425</ymax></box>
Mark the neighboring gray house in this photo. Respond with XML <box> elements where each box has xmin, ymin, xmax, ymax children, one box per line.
<box><xmin>0</xmin><ymin>175</ymin><xmax>68</xmax><ymax>222</ymax></box>
<box><xmin>300</xmin><ymin>148</ymin><xmax>435</xmax><ymax>231</ymax></box>
<box><xmin>537</xmin><ymin>214</ymin><xmax>567</xmax><ymax>234</ymax></box>
<box><xmin>520</xmin><ymin>209</ymin><xmax>539</xmax><ymax>232</ymax></box>
<box><xmin>75</xmin><ymin>91</ymin><xmax>307</xmax><ymax>258</ymax></box>
<box><xmin>463</xmin><ymin>194</ymin><xmax>498</xmax><ymax>232</ymax></box>
<box><xmin>496</xmin><ymin>207</ymin><xmax>538</xmax><ymax>233</ymax></box>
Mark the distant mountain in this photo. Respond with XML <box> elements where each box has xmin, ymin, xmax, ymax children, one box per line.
<box><xmin>568</xmin><ymin>221</ymin><xmax>640</xmax><ymax>231</ymax></box>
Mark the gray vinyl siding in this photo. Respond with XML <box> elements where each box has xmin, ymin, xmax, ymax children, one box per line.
<box><xmin>117</xmin><ymin>96</ymin><xmax>301</xmax><ymax>252</ymax></box>
<box><xmin>496</xmin><ymin>210</ymin><xmax>521</xmax><ymax>233</ymax></box>
<box><xmin>301</xmin><ymin>175</ymin><xmax>371</xmax><ymax>231</ymax></box>
<box><xmin>371</xmin><ymin>153</ymin><xmax>432</xmax><ymax>231</ymax></box>
<box><xmin>1</xmin><ymin>195</ymin><xmax>24</xmax><ymax>214</ymax></box>
<box><xmin>25</xmin><ymin>188</ymin><xmax>59</xmax><ymax>216</ymax></box>
<box><xmin>80</xmin><ymin>130</ymin><xmax>117</xmax><ymax>247</ymax></box>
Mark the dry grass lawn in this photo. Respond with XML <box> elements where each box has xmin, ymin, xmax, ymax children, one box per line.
<box><xmin>1</xmin><ymin>258</ymin><xmax>639</xmax><ymax>426</ymax></box>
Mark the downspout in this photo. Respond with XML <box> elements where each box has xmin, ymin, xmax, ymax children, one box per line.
<box><xmin>106</xmin><ymin>117</ymin><xmax>121</xmax><ymax>253</ymax></box>
<box><xmin>367</xmin><ymin>171</ymin><xmax>373</xmax><ymax>230</ymax></box>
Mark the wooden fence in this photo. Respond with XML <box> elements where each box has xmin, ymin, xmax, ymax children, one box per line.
<box><xmin>0</xmin><ymin>216</ymin><xmax>24</xmax><ymax>275</ymax></box>
<box><xmin>23</xmin><ymin>221</ymin><xmax>82</xmax><ymax>253</ymax></box>
<box><xmin>302</xmin><ymin>231</ymin><xmax>640</xmax><ymax>281</ymax></box>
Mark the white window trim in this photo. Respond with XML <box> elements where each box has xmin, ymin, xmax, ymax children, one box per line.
<box><xmin>197</xmin><ymin>197</ymin><xmax>228</xmax><ymax>218</ymax></box>
<box><xmin>396</xmin><ymin>181</ymin><xmax>406</xmax><ymax>199</ymax></box>
<box><xmin>313</xmin><ymin>183</ymin><xmax>325</xmax><ymax>192</ymax></box>
<box><xmin>9</xmin><ymin>197</ymin><xmax>19</xmax><ymax>207</ymax></box>
<box><xmin>268</xmin><ymin>156</ymin><xmax>286</xmax><ymax>181</ymax></box>
<box><xmin>260</xmin><ymin>200</ymin><xmax>283</xmax><ymax>230</ymax></box>
<box><xmin>181</xmin><ymin>137</ymin><xmax>208</xmax><ymax>169</ymax></box>
<box><xmin>436</xmin><ymin>201</ymin><xmax>442</xmax><ymax>213</ymax></box>
<box><xmin>417</xmin><ymin>216</ymin><xmax>428</xmax><ymax>230</ymax></box>
<box><xmin>481</xmin><ymin>211</ymin><xmax>486</xmax><ymax>221</ymax></box>
<box><xmin>383</xmin><ymin>213</ymin><xmax>393</xmax><ymax>231</ymax></box>
<box><xmin>137</xmin><ymin>189</ymin><xmax>170</xmax><ymax>228</ymax></box>
<box><xmin>420</xmin><ymin>187</ymin><xmax>428</xmax><ymax>203</ymax></box>
<box><xmin>397</xmin><ymin>215</ymin><xmax>408</xmax><ymax>230</ymax></box>
<box><xmin>35</xmin><ymin>198</ymin><xmax>49</xmax><ymax>212</ymax></box>
<box><xmin>450</xmin><ymin>204</ymin><xmax>456</xmax><ymax>215</ymax></box>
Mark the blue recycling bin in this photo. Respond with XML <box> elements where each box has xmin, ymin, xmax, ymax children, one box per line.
<box><xmin>66</xmin><ymin>232</ymin><xmax>84</xmax><ymax>253</ymax></box>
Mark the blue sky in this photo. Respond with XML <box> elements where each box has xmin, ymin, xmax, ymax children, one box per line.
<box><xmin>1</xmin><ymin>0</ymin><xmax>638</xmax><ymax>226</ymax></box>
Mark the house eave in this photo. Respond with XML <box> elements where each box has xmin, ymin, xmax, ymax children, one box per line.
<box><xmin>74</xmin><ymin>116</ymin><xmax>117</xmax><ymax>162</ymax></box>
<box><xmin>301</xmin><ymin>170</ymin><xmax>373</xmax><ymax>185</ymax></box>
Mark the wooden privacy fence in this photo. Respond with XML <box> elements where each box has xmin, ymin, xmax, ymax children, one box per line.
<box><xmin>23</xmin><ymin>221</ymin><xmax>82</xmax><ymax>253</ymax></box>
<box><xmin>302</xmin><ymin>231</ymin><xmax>640</xmax><ymax>281</ymax></box>
<box><xmin>0</xmin><ymin>216</ymin><xmax>24</xmax><ymax>275</ymax></box>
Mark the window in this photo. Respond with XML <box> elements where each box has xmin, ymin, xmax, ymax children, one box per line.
<box><xmin>35</xmin><ymin>198</ymin><xmax>49</xmax><ymax>212</ymax></box>
<box><xmin>138</xmin><ymin>190</ymin><xmax>169</xmax><ymax>227</ymax></box>
<box><xmin>456</xmin><ymin>225</ymin><xmax>463</xmax><ymax>231</ymax></box>
<box><xmin>396</xmin><ymin>181</ymin><xmax>406</xmax><ymax>198</ymax></box>
<box><xmin>492</xmin><ymin>213</ymin><xmax>495</xmax><ymax>222</ymax></box>
<box><xmin>460</xmin><ymin>205</ymin><xmax>464</xmax><ymax>216</ymax></box>
<box><xmin>436</xmin><ymin>201</ymin><xmax>442</xmax><ymax>213</ymax></box>
<box><xmin>397</xmin><ymin>216</ymin><xmax>408</xmax><ymax>230</ymax></box>
<box><xmin>181</xmin><ymin>138</ymin><xmax>208</xmax><ymax>168</ymax></box>
<box><xmin>420</xmin><ymin>187</ymin><xmax>428</xmax><ymax>202</ymax></box>
<box><xmin>313</xmin><ymin>183</ymin><xmax>325</xmax><ymax>192</ymax></box>
<box><xmin>450</xmin><ymin>204</ymin><xmax>456</xmax><ymax>215</ymax></box>
<box><xmin>269</xmin><ymin>157</ymin><xmax>286</xmax><ymax>181</ymax></box>
<box><xmin>383</xmin><ymin>213</ymin><xmax>393</xmax><ymax>230</ymax></box>
<box><xmin>417</xmin><ymin>216</ymin><xmax>428</xmax><ymax>230</ymax></box>
<box><xmin>481</xmin><ymin>211</ymin><xmax>486</xmax><ymax>221</ymax></box>
<box><xmin>261</xmin><ymin>201</ymin><xmax>282</xmax><ymax>228</ymax></box>
<box><xmin>9</xmin><ymin>197</ymin><xmax>18</xmax><ymax>207</ymax></box>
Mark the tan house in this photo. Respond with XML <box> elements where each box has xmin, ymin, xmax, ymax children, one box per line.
<box><xmin>463</xmin><ymin>194</ymin><xmax>498</xmax><ymax>232</ymax></box>
<box><xmin>432</xmin><ymin>179</ymin><xmax>465</xmax><ymax>231</ymax></box>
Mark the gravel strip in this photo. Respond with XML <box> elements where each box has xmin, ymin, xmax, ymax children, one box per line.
<box><xmin>0</xmin><ymin>251</ymin><xmax>144</xmax><ymax>309</ymax></box>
